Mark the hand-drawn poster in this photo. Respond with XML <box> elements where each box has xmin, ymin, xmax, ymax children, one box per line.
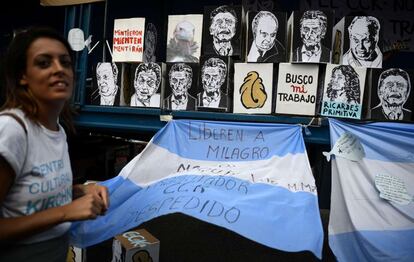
<box><xmin>196</xmin><ymin>56</ymin><xmax>231</xmax><ymax>112</ymax></box>
<box><xmin>233</xmin><ymin>63</ymin><xmax>273</xmax><ymax>114</ymax></box>
<box><xmin>333</xmin><ymin>16</ymin><xmax>383</xmax><ymax>68</ymax></box>
<box><xmin>288</xmin><ymin>10</ymin><xmax>333</xmax><ymax>63</ymax></box>
<box><xmin>90</xmin><ymin>62</ymin><xmax>122</xmax><ymax>106</ymax></box>
<box><xmin>126</xmin><ymin>62</ymin><xmax>165</xmax><ymax>108</ymax></box>
<box><xmin>112</xmin><ymin>18</ymin><xmax>145</xmax><ymax>62</ymax></box>
<box><xmin>163</xmin><ymin>63</ymin><xmax>199</xmax><ymax>111</ymax></box>
<box><xmin>166</xmin><ymin>15</ymin><xmax>203</xmax><ymax>63</ymax></box>
<box><xmin>320</xmin><ymin>64</ymin><xmax>367</xmax><ymax>119</ymax></box>
<box><xmin>370</xmin><ymin>68</ymin><xmax>413</xmax><ymax>121</ymax></box>
<box><xmin>203</xmin><ymin>5</ymin><xmax>244</xmax><ymax>58</ymax></box>
<box><xmin>302</xmin><ymin>1</ymin><xmax>414</xmax><ymax>53</ymax></box>
<box><xmin>143</xmin><ymin>23</ymin><xmax>158</xmax><ymax>63</ymax></box>
<box><xmin>246</xmin><ymin>11</ymin><xmax>287</xmax><ymax>63</ymax></box>
<box><xmin>275</xmin><ymin>63</ymin><xmax>319</xmax><ymax>116</ymax></box>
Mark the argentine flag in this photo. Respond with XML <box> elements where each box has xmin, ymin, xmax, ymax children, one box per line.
<box><xmin>328</xmin><ymin>119</ymin><xmax>414</xmax><ymax>262</ymax></box>
<box><xmin>70</xmin><ymin>120</ymin><xmax>323</xmax><ymax>258</ymax></box>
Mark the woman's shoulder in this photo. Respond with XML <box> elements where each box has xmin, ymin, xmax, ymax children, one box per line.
<box><xmin>0</xmin><ymin>108</ymin><xmax>29</xmax><ymax>133</ymax></box>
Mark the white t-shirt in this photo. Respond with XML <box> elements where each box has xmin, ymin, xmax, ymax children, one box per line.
<box><xmin>0</xmin><ymin>109</ymin><xmax>72</xmax><ymax>244</ymax></box>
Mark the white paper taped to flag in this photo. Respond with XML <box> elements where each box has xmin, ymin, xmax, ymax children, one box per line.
<box><xmin>328</xmin><ymin>118</ymin><xmax>414</xmax><ymax>262</ymax></box>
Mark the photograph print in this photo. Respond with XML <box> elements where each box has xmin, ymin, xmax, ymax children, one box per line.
<box><xmin>166</xmin><ymin>15</ymin><xmax>203</xmax><ymax>63</ymax></box>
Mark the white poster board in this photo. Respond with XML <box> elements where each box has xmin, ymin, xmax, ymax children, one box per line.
<box><xmin>113</xmin><ymin>18</ymin><xmax>145</xmax><ymax>62</ymax></box>
<box><xmin>275</xmin><ymin>63</ymin><xmax>319</xmax><ymax>116</ymax></box>
<box><xmin>233</xmin><ymin>63</ymin><xmax>273</xmax><ymax>114</ymax></box>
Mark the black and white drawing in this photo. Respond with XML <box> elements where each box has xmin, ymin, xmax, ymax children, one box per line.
<box><xmin>166</xmin><ymin>15</ymin><xmax>203</xmax><ymax>63</ymax></box>
<box><xmin>203</xmin><ymin>5</ymin><xmax>242</xmax><ymax>57</ymax></box>
<box><xmin>325</xmin><ymin>65</ymin><xmax>360</xmax><ymax>104</ymax></box>
<box><xmin>143</xmin><ymin>23</ymin><xmax>157</xmax><ymax>63</ymax></box>
<box><xmin>320</xmin><ymin>64</ymin><xmax>367</xmax><ymax>120</ymax></box>
<box><xmin>92</xmin><ymin>62</ymin><xmax>120</xmax><ymax>106</ymax></box>
<box><xmin>163</xmin><ymin>63</ymin><xmax>198</xmax><ymax>111</ymax></box>
<box><xmin>371</xmin><ymin>68</ymin><xmax>412</xmax><ymax>121</ymax></box>
<box><xmin>247</xmin><ymin>11</ymin><xmax>286</xmax><ymax>62</ymax></box>
<box><xmin>130</xmin><ymin>63</ymin><xmax>161</xmax><ymax>108</ymax></box>
<box><xmin>343</xmin><ymin>16</ymin><xmax>382</xmax><ymax>68</ymax></box>
<box><xmin>292</xmin><ymin>10</ymin><xmax>330</xmax><ymax>63</ymax></box>
<box><xmin>197</xmin><ymin>57</ymin><xmax>228</xmax><ymax>111</ymax></box>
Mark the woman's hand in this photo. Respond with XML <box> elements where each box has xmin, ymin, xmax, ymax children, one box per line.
<box><xmin>83</xmin><ymin>183</ymin><xmax>110</xmax><ymax>211</ymax></box>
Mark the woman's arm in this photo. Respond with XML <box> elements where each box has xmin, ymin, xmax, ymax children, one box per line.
<box><xmin>0</xmin><ymin>155</ymin><xmax>106</xmax><ymax>242</ymax></box>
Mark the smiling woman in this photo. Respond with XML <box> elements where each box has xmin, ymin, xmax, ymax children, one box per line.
<box><xmin>0</xmin><ymin>27</ymin><xmax>110</xmax><ymax>261</ymax></box>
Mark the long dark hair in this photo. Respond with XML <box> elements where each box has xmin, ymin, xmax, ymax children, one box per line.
<box><xmin>1</xmin><ymin>26</ymin><xmax>75</xmax><ymax>133</ymax></box>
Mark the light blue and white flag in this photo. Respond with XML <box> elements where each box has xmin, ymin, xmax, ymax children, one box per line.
<box><xmin>70</xmin><ymin>119</ymin><xmax>323</xmax><ymax>258</ymax></box>
<box><xmin>328</xmin><ymin>118</ymin><xmax>414</xmax><ymax>262</ymax></box>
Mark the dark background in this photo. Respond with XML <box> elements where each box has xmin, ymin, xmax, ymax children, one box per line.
<box><xmin>0</xmin><ymin>1</ymin><xmax>411</xmax><ymax>261</ymax></box>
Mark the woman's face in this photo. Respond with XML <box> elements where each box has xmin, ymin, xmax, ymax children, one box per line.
<box><xmin>331</xmin><ymin>70</ymin><xmax>346</xmax><ymax>91</ymax></box>
<box><xmin>20</xmin><ymin>37</ymin><xmax>74</xmax><ymax>105</ymax></box>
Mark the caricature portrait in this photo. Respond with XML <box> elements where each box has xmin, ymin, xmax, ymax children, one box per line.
<box><xmin>207</xmin><ymin>5</ymin><xmax>238</xmax><ymax>56</ymax></box>
<box><xmin>197</xmin><ymin>57</ymin><xmax>228</xmax><ymax>110</ymax></box>
<box><xmin>371</xmin><ymin>68</ymin><xmax>412</xmax><ymax>121</ymax></box>
<box><xmin>293</xmin><ymin>10</ymin><xmax>330</xmax><ymax>63</ymax></box>
<box><xmin>343</xmin><ymin>16</ymin><xmax>382</xmax><ymax>68</ymax></box>
<box><xmin>247</xmin><ymin>11</ymin><xmax>286</xmax><ymax>62</ymax></box>
<box><xmin>326</xmin><ymin>65</ymin><xmax>360</xmax><ymax>104</ymax></box>
<box><xmin>130</xmin><ymin>63</ymin><xmax>161</xmax><ymax>107</ymax></box>
<box><xmin>143</xmin><ymin>23</ymin><xmax>157</xmax><ymax>63</ymax></box>
<box><xmin>92</xmin><ymin>62</ymin><xmax>120</xmax><ymax>106</ymax></box>
<box><xmin>166</xmin><ymin>15</ymin><xmax>202</xmax><ymax>63</ymax></box>
<box><xmin>163</xmin><ymin>63</ymin><xmax>196</xmax><ymax>110</ymax></box>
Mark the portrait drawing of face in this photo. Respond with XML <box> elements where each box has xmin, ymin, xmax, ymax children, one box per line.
<box><xmin>169</xmin><ymin>63</ymin><xmax>192</xmax><ymax>97</ymax></box>
<box><xmin>253</xmin><ymin>12</ymin><xmax>278</xmax><ymax>52</ymax></box>
<box><xmin>348</xmin><ymin>16</ymin><xmax>380</xmax><ymax>62</ymax></box>
<box><xmin>134</xmin><ymin>63</ymin><xmax>161</xmax><ymax>100</ymax></box>
<box><xmin>300</xmin><ymin>11</ymin><xmax>327</xmax><ymax>50</ymax></box>
<box><xmin>96</xmin><ymin>62</ymin><xmax>118</xmax><ymax>98</ymax></box>
<box><xmin>201</xmin><ymin>58</ymin><xmax>226</xmax><ymax>94</ymax></box>
<box><xmin>378</xmin><ymin>69</ymin><xmax>410</xmax><ymax>109</ymax></box>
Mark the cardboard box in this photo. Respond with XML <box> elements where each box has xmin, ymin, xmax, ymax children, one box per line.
<box><xmin>112</xmin><ymin>229</ymin><xmax>159</xmax><ymax>262</ymax></box>
<box><xmin>67</xmin><ymin>245</ymin><xmax>85</xmax><ymax>262</ymax></box>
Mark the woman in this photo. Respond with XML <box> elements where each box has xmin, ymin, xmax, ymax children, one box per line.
<box><xmin>0</xmin><ymin>27</ymin><xmax>109</xmax><ymax>261</ymax></box>
<box><xmin>326</xmin><ymin>65</ymin><xmax>360</xmax><ymax>104</ymax></box>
